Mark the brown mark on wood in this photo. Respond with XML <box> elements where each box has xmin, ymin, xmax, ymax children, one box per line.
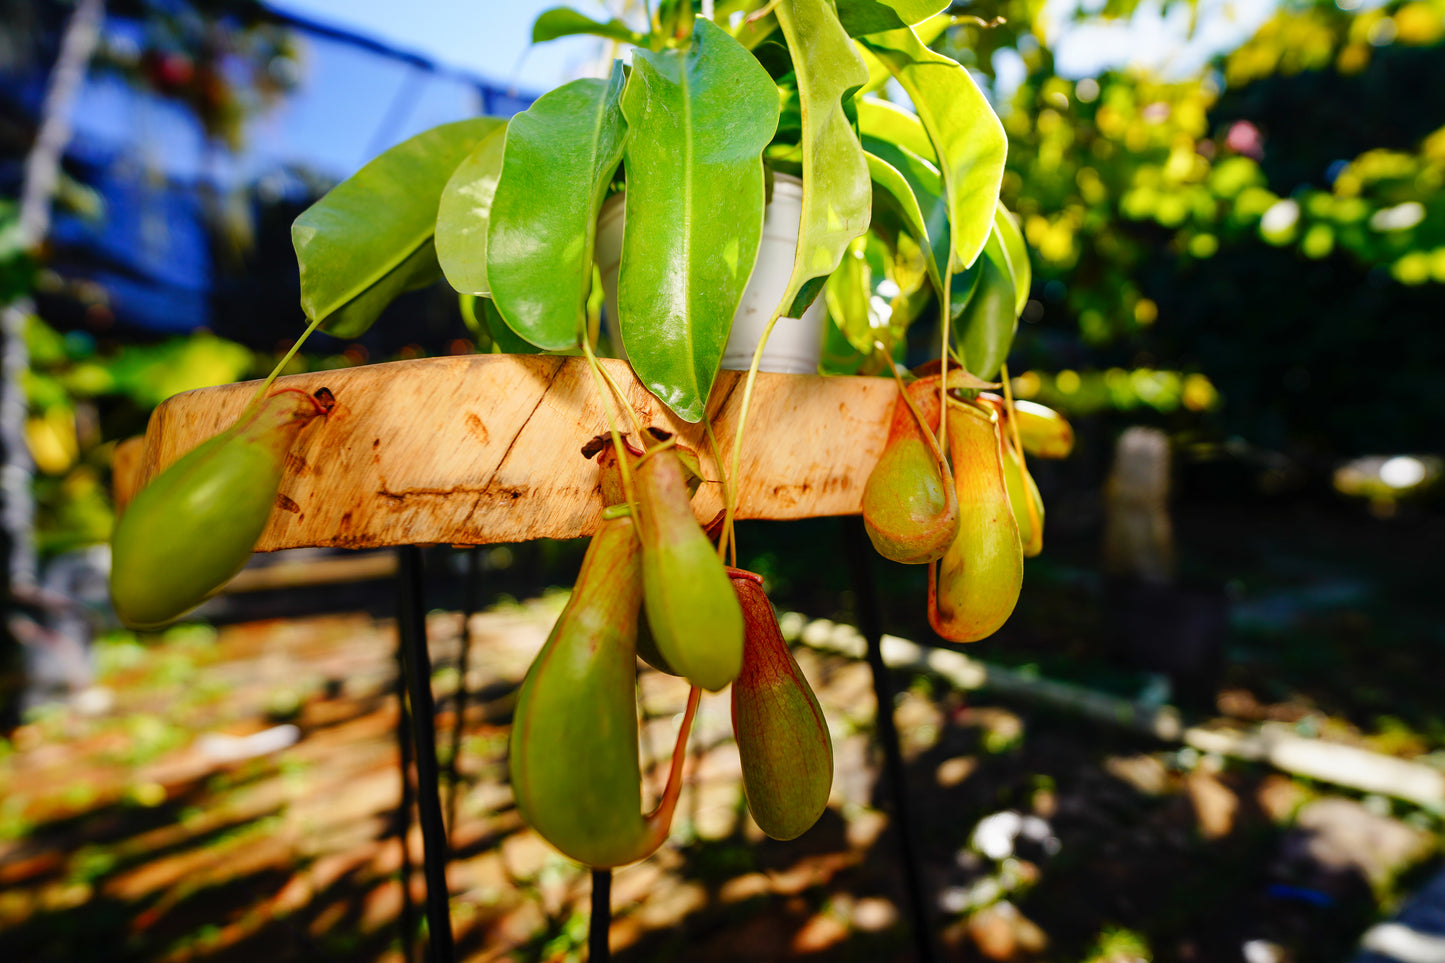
<box><xmin>275</xmin><ymin>494</ymin><xmax>302</xmax><ymax>514</ymax></box>
<box><xmin>465</xmin><ymin>411</ymin><xmax>489</xmax><ymax>444</ymax></box>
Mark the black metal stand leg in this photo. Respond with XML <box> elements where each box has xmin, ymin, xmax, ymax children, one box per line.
<box><xmin>590</xmin><ymin>869</ymin><xmax>612</xmax><ymax>962</ymax></box>
<box><xmin>446</xmin><ymin>547</ymin><xmax>481</xmax><ymax>833</ymax></box>
<box><xmin>393</xmin><ymin>625</ymin><xmax>419</xmax><ymax>963</ymax></box>
<box><xmin>844</xmin><ymin>518</ymin><xmax>938</xmax><ymax>963</ymax></box>
<box><xmin>398</xmin><ymin>546</ymin><xmax>456</xmax><ymax>963</ymax></box>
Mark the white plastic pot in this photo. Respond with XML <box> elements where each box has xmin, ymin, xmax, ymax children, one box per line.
<box><xmin>594</xmin><ymin>173</ymin><xmax>828</xmax><ymax>375</ymax></box>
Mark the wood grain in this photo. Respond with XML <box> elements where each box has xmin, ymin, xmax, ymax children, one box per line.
<box><xmin>139</xmin><ymin>355</ymin><xmax>900</xmax><ymax>551</ymax></box>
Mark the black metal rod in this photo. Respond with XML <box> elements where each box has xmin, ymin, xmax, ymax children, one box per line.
<box><xmin>590</xmin><ymin>869</ymin><xmax>612</xmax><ymax>963</ymax></box>
<box><xmin>446</xmin><ymin>547</ymin><xmax>482</xmax><ymax>832</ymax></box>
<box><xmin>843</xmin><ymin>518</ymin><xmax>938</xmax><ymax>963</ymax></box>
<box><xmin>398</xmin><ymin>547</ymin><xmax>455</xmax><ymax>963</ymax></box>
<box><xmin>392</xmin><ymin>604</ymin><xmax>418</xmax><ymax>963</ymax></box>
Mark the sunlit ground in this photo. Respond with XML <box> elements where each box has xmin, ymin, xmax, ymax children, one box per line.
<box><xmin>1</xmin><ymin>498</ymin><xmax>1442</xmax><ymax>962</ymax></box>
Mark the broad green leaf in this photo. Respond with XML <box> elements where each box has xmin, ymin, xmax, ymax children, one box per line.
<box><xmin>619</xmin><ymin>17</ymin><xmax>779</xmax><ymax>422</ymax></box>
<box><xmin>532</xmin><ymin>6</ymin><xmax>645</xmax><ymax>45</ymax></box>
<box><xmin>862</xmin><ymin>136</ymin><xmax>948</xmax><ymax>292</ymax></box>
<box><xmin>994</xmin><ymin>205</ymin><xmax>1031</xmax><ymax>316</ymax></box>
<box><xmin>825</xmin><ymin>238</ymin><xmax>875</xmax><ymax>354</ymax></box>
<box><xmin>483</xmin><ymin>297</ymin><xmax>544</xmax><ymax>354</ymax></box>
<box><xmin>773</xmin><ymin>0</ymin><xmax>872</xmax><ymax>318</ymax></box>
<box><xmin>863</xmin><ymin>151</ymin><xmax>943</xmax><ymax>294</ymax></box>
<box><xmin>861</xmin><ymin>27</ymin><xmax>1007</xmax><ymax>272</ymax></box>
<box><xmin>836</xmin><ymin>0</ymin><xmax>950</xmax><ymax>37</ymax></box>
<box><xmin>858</xmin><ymin>97</ymin><xmax>935</xmax><ymax>162</ymax></box>
<box><xmin>954</xmin><ymin>229</ymin><xmax>1017</xmax><ymax>379</ymax></box>
<box><xmin>488</xmin><ymin>64</ymin><xmax>628</xmax><ymax>351</ymax></box>
<box><xmin>459</xmin><ymin>294</ymin><xmax>542</xmax><ymax>354</ymax></box>
<box><xmin>436</xmin><ymin>123</ymin><xmax>508</xmax><ymax>297</ymax></box>
<box><xmin>852</xmin><ymin>15</ymin><xmax>950</xmax><ymax>95</ymax></box>
<box><xmin>323</xmin><ymin>239</ymin><xmax>442</xmax><ymax>339</ymax></box>
<box><xmin>293</xmin><ymin>117</ymin><xmax>503</xmax><ymax>335</ymax></box>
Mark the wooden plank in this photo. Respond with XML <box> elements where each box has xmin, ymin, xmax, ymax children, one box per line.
<box><xmin>139</xmin><ymin>355</ymin><xmax>900</xmax><ymax>550</ymax></box>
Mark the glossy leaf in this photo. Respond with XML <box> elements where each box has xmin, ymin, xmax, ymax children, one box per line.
<box><xmin>773</xmin><ymin>0</ymin><xmax>872</xmax><ymax>318</ymax></box>
<box><xmin>619</xmin><ymin>18</ymin><xmax>779</xmax><ymax>422</ymax></box>
<box><xmin>322</xmin><ymin>239</ymin><xmax>443</xmax><ymax>339</ymax></box>
<box><xmin>995</xmin><ymin>204</ymin><xmax>1032</xmax><ymax>317</ymax></box>
<box><xmin>954</xmin><ymin>229</ymin><xmax>1018</xmax><ymax>380</ymax></box>
<box><xmin>863</xmin><ymin>151</ymin><xmax>943</xmax><ymax>295</ymax></box>
<box><xmin>489</xmin><ymin>64</ymin><xmax>629</xmax><ymax>351</ymax></box>
<box><xmin>532</xmin><ymin>6</ymin><xmax>645</xmax><ymax>45</ymax></box>
<box><xmin>862</xmin><ymin>137</ymin><xmax>948</xmax><ymax>294</ymax></box>
<box><xmin>836</xmin><ymin>0</ymin><xmax>950</xmax><ymax>37</ymax></box>
<box><xmin>293</xmin><ymin>117</ymin><xmax>503</xmax><ymax>336</ymax></box>
<box><xmin>851</xmin><ymin>15</ymin><xmax>950</xmax><ymax>95</ymax></box>
<box><xmin>858</xmin><ymin>97</ymin><xmax>935</xmax><ymax>162</ymax></box>
<box><xmin>436</xmin><ymin>123</ymin><xmax>508</xmax><ymax>297</ymax></box>
<box><xmin>861</xmin><ymin>27</ymin><xmax>1006</xmax><ymax>272</ymax></box>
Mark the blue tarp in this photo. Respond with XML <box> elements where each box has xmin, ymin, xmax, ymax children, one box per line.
<box><xmin>1</xmin><ymin>4</ymin><xmax>534</xmax><ymax>335</ymax></box>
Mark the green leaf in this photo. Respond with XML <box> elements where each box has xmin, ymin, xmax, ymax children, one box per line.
<box><xmin>862</xmin><ymin>137</ymin><xmax>948</xmax><ymax>292</ymax></box>
<box><xmin>436</xmin><ymin>123</ymin><xmax>509</xmax><ymax>297</ymax></box>
<box><xmin>836</xmin><ymin>0</ymin><xmax>950</xmax><ymax>37</ymax></box>
<box><xmin>482</xmin><ymin>297</ymin><xmax>544</xmax><ymax>354</ymax></box>
<box><xmin>488</xmin><ymin>64</ymin><xmax>629</xmax><ymax>351</ymax></box>
<box><xmin>532</xmin><ymin>6</ymin><xmax>645</xmax><ymax>45</ymax></box>
<box><xmin>861</xmin><ymin>27</ymin><xmax>1006</xmax><ymax>273</ymax></box>
<box><xmin>994</xmin><ymin>204</ymin><xmax>1031</xmax><ymax>317</ymax></box>
<box><xmin>459</xmin><ymin>294</ymin><xmax>542</xmax><ymax>354</ymax></box>
<box><xmin>618</xmin><ymin>17</ymin><xmax>780</xmax><ymax>422</ymax></box>
<box><xmin>323</xmin><ymin>239</ymin><xmax>443</xmax><ymax>340</ymax></box>
<box><xmin>863</xmin><ymin>150</ymin><xmax>943</xmax><ymax>294</ymax></box>
<box><xmin>826</xmin><ymin>237</ymin><xmax>876</xmax><ymax>354</ymax></box>
<box><xmin>858</xmin><ymin>97</ymin><xmax>935</xmax><ymax>162</ymax></box>
<box><xmin>773</xmin><ymin>0</ymin><xmax>872</xmax><ymax>318</ymax></box>
<box><xmin>954</xmin><ymin>229</ymin><xmax>1017</xmax><ymax>380</ymax></box>
<box><xmin>292</xmin><ymin>117</ymin><xmax>504</xmax><ymax>335</ymax></box>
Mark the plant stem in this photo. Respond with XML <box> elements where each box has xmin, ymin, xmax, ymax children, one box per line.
<box><xmin>702</xmin><ymin>419</ymin><xmax>736</xmax><ymax>566</ymax></box>
<box><xmin>937</xmin><ymin>267</ymin><xmax>955</xmax><ymax>472</ymax></box>
<box><xmin>580</xmin><ymin>337</ymin><xmax>641</xmax><ymax>507</ymax></box>
<box><xmin>724</xmin><ymin>305</ymin><xmax>785</xmax><ymax>556</ymax></box>
<box><xmin>999</xmin><ymin>363</ymin><xmax>1041</xmax><ymax>536</ymax></box>
<box><xmin>249</xmin><ymin>314</ymin><xmax>326</xmax><ymax>411</ymax></box>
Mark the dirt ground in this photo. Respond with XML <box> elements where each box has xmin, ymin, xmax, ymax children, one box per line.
<box><xmin>1</xmin><ymin>502</ymin><xmax>1442</xmax><ymax>962</ymax></box>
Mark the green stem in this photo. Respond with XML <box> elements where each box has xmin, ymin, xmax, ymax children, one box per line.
<box><xmin>724</xmin><ymin>305</ymin><xmax>784</xmax><ymax>545</ymax></box>
<box><xmin>581</xmin><ymin>336</ymin><xmax>641</xmax><ymax>508</ymax></box>
<box><xmin>245</xmin><ymin>314</ymin><xmax>325</xmax><ymax>414</ymax></box>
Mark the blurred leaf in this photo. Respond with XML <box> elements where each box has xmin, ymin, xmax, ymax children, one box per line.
<box><xmin>532</xmin><ymin>6</ymin><xmax>645</xmax><ymax>45</ymax></box>
<box><xmin>618</xmin><ymin>18</ymin><xmax>779</xmax><ymax>421</ymax></box>
<box><xmin>292</xmin><ymin>118</ymin><xmax>503</xmax><ymax>336</ymax></box>
<box><xmin>861</xmin><ymin>27</ymin><xmax>1006</xmax><ymax>273</ymax></box>
<box><xmin>436</xmin><ymin>123</ymin><xmax>509</xmax><ymax>297</ymax></box>
<box><xmin>489</xmin><ymin>65</ymin><xmax>628</xmax><ymax>351</ymax></box>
